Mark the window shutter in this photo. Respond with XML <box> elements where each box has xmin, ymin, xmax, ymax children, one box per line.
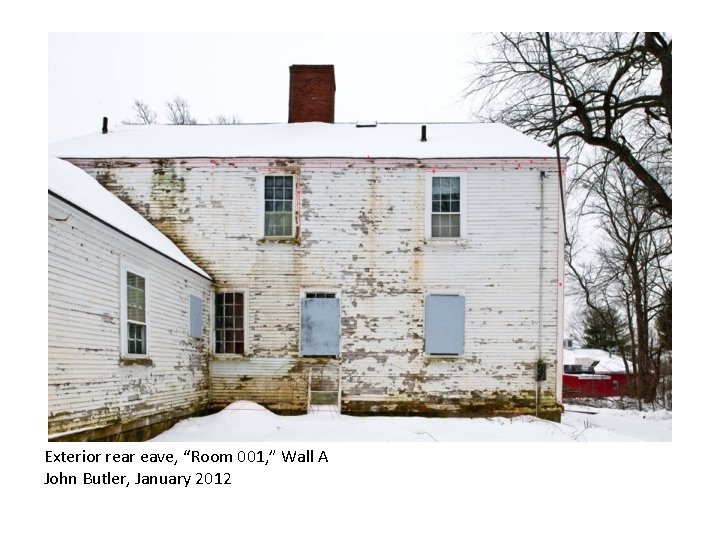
<box><xmin>301</xmin><ymin>298</ymin><xmax>340</xmax><ymax>356</ymax></box>
<box><xmin>425</xmin><ymin>295</ymin><xmax>465</xmax><ymax>354</ymax></box>
<box><xmin>189</xmin><ymin>295</ymin><xmax>202</xmax><ymax>338</ymax></box>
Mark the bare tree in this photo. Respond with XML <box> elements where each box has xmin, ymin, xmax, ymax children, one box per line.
<box><xmin>211</xmin><ymin>114</ymin><xmax>243</xmax><ymax>125</ymax></box>
<box><xmin>468</xmin><ymin>33</ymin><xmax>672</xmax><ymax>408</ymax></box>
<box><xmin>655</xmin><ymin>285</ymin><xmax>672</xmax><ymax>353</ymax></box>
<box><xmin>132</xmin><ymin>99</ymin><xmax>157</xmax><ymax>124</ymax></box>
<box><xmin>466</xmin><ymin>32</ymin><xmax>672</xmax><ymax>218</ymax></box>
<box><xmin>121</xmin><ymin>99</ymin><xmax>157</xmax><ymax>125</ymax></box>
<box><xmin>166</xmin><ymin>96</ymin><xmax>197</xmax><ymax>125</ymax></box>
<box><xmin>567</xmin><ymin>156</ymin><xmax>671</xmax><ymax>404</ymax></box>
<box><xmin>126</xmin><ymin>97</ymin><xmax>243</xmax><ymax>126</ymax></box>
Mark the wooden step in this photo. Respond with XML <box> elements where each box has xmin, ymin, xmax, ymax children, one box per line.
<box><xmin>310</xmin><ymin>390</ymin><xmax>339</xmax><ymax>405</ymax></box>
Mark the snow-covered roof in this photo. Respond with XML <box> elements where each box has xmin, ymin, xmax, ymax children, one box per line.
<box><xmin>48</xmin><ymin>157</ymin><xmax>210</xmax><ymax>279</ymax></box>
<box><xmin>564</xmin><ymin>348</ymin><xmax>629</xmax><ymax>374</ymax></box>
<box><xmin>49</xmin><ymin>122</ymin><xmax>558</xmax><ymax>160</ymax></box>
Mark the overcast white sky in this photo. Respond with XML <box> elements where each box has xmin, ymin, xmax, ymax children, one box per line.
<box><xmin>49</xmin><ymin>33</ymin><xmax>484</xmax><ymax>142</ymax></box>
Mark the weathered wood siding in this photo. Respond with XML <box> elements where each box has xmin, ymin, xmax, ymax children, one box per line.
<box><xmin>48</xmin><ymin>194</ymin><xmax>213</xmax><ymax>438</ymax></box>
<box><xmin>69</xmin><ymin>157</ymin><xmax>563</xmax><ymax>417</ymax></box>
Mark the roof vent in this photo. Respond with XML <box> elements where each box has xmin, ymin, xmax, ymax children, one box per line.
<box><xmin>421</xmin><ymin>125</ymin><xmax>427</xmax><ymax>142</ymax></box>
<box><xmin>356</xmin><ymin>121</ymin><xmax>377</xmax><ymax>128</ymax></box>
<box><xmin>102</xmin><ymin>117</ymin><xmax>108</xmax><ymax>134</ymax></box>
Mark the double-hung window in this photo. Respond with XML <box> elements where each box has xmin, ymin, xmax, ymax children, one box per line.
<box><xmin>123</xmin><ymin>270</ymin><xmax>147</xmax><ymax>356</ymax></box>
<box><xmin>426</xmin><ymin>173</ymin><xmax>467</xmax><ymax>239</ymax></box>
<box><xmin>263</xmin><ymin>175</ymin><xmax>295</xmax><ymax>237</ymax></box>
<box><xmin>215</xmin><ymin>292</ymin><xmax>245</xmax><ymax>354</ymax></box>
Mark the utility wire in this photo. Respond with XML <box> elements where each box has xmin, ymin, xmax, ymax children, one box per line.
<box><xmin>545</xmin><ymin>32</ymin><xmax>571</xmax><ymax>247</ymax></box>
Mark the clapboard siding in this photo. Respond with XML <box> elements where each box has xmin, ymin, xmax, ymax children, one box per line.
<box><xmin>48</xmin><ymin>194</ymin><xmax>213</xmax><ymax>437</ymax></box>
<box><xmin>70</xmin><ymin>157</ymin><xmax>563</xmax><ymax>416</ymax></box>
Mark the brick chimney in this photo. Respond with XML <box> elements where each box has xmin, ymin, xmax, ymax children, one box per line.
<box><xmin>288</xmin><ymin>65</ymin><xmax>335</xmax><ymax>123</ymax></box>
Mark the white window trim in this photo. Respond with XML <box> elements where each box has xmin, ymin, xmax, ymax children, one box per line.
<box><xmin>425</xmin><ymin>287</ymin><xmax>466</xmax><ymax>296</ymax></box>
<box><xmin>423</xmin><ymin>288</ymin><xmax>466</xmax><ymax>358</ymax></box>
<box><xmin>120</xmin><ymin>261</ymin><xmax>150</xmax><ymax>358</ymax></box>
<box><xmin>299</xmin><ymin>288</ymin><xmax>342</xmax><ymax>357</ymax></box>
<box><xmin>425</xmin><ymin>172</ymin><xmax>468</xmax><ymax>240</ymax></box>
<box><xmin>258</xmin><ymin>173</ymin><xmax>297</xmax><ymax>239</ymax></box>
<box><xmin>212</xmin><ymin>288</ymin><xmax>250</xmax><ymax>357</ymax></box>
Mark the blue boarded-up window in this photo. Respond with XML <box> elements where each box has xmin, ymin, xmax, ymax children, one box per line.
<box><xmin>189</xmin><ymin>295</ymin><xmax>202</xmax><ymax>338</ymax></box>
<box><xmin>425</xmin><ymin>295</ymin><xmax>465</xmax><ymax>355</ymax></box>
<box><xmin>301</xmin><ymin>294</ymin><xmax>340</xmax><ymax>356</ymax></box>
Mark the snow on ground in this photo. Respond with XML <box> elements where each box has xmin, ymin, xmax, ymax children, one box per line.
<box><xmin>563</xmin><ymin>404</ymin><xmax>671</xmax><ymax>442</ymax></box>
<box><xmin>151</xmin><ymin>401</ymin><xmax>671</xmax><ymax>442</ymax></box>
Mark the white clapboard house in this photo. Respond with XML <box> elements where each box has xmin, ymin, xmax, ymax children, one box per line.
<box><xmin>48</xmin><ymin>157</ymin><xmax>213</xmax><ymax>440</ymax></box>
<box><xmin>49</xmin><ymin>65</ymin><xmax>566</xmax><ymax>439</ymax></box>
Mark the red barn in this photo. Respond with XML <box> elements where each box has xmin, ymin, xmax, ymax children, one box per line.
<box><xmin>563</xmin><ymin>348</ymin><xmax>634</xmax><ymax>398</ymax></box>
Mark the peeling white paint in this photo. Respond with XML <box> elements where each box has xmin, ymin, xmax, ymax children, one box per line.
<box><xmin>68</xmin><ymin>156</ymin><xmax>564</xmax><ymax>416</ymax></box>
<box><xmin>48</xmin><ymin>194</ymin><xmax>213</xmax><ymax>436</ymax></box>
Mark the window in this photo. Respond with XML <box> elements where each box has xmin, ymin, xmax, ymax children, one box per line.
<box><xmin>125</xmin><ymin>271</ymin><xmax>147</xmax><ymax>355</ymax></box>
<box><xmin>426</xmin><ymin>173</ymin><xmax>467</xmax><ymax>239</ymax></box>
<box><xmin>425</xmin><ymin>294</ymin><xmax>465</xmax><ymax>355</ymax></box>
<box><xmin>263</xmin><ymin>175</ymin><xmax>294</xmax><ymax>237</ymax></box>
<box><xmin>189</xmin><ymin>294</ymin><xmax>203</xmax><ymax>338</ymax></box>
<box><xmin>305</xmin><ymin>292</ymin><xmax>336</xmax><ymax>299</ymax></box>
<box><xmin>431</xmin><ymin>177</ymin><xmax>460</xmax><ymax>237</ymax></box>
<box><xmin>613</xmin><ymin>380</ymin><xmax>620</xmax><ymax>391</ymax></box>
<box><xmin>564</xmin><ymin>364</ymin><xmax>595</xmax><ymax>375</ymax></box>
<box><xmin>215</xmin><ymin>292</ymin><xmax>245</xmax><ymax>354</ymax></box>
<box><xmin>301</xmin><ymin>292</ymin><xmax>340</xmax><ymax>356</ymax></box>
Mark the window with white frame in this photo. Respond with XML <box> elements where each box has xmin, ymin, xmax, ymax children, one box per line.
<box><xmin>431</xmin><ymin>176</ymin><xmax>461</xmax><ymax>237</ymax></box>
<box><xmin>425</xmin><ymin>294</ymin><xmax>465</xmax><ymax>355</ymax></box>
<box><xmin>426</xmin><ymin>174</ymin><xmax>467</xmax><ymax>239</ymax></box>
<box><xmin>125</xmin><ymin>271</ymin><xmax>147</xmax><ymax>355</ymax></box>
<box><xmin>215</xmin><ymin>292</ymin><xmax>245</xmax><ymax>354</ymax></box>
<box><xmin>263</xmin><ymin>175</ymin><xmax>295</xmax><ymax>237</ymax></box>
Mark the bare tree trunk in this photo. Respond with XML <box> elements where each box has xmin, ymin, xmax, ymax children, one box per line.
<box><xmin>631</xmin><ymin>264</ymin><xmax>654</xmax><ymax>403</ymax></box>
